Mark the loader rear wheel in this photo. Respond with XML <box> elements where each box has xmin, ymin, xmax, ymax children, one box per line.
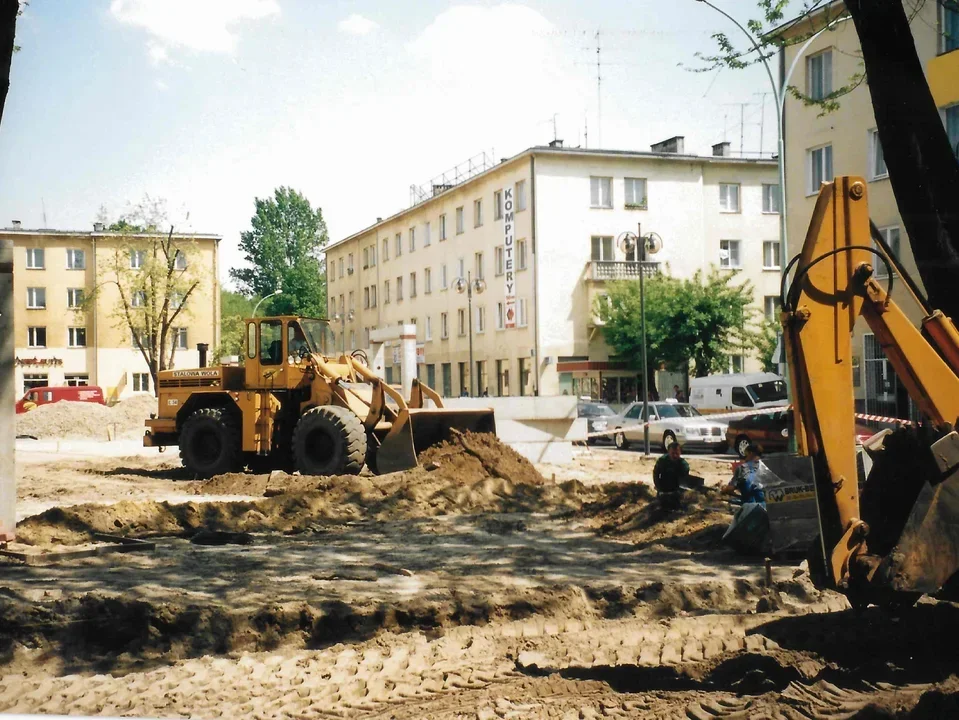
<box><xmin>179</xmin><ymin>407</ymin><xmax>240</xmax><ymax>478</ymax></box>
<box><xmin>293</xmin><ymin>406</ymin><xmax>366</xmax><ymax>476</ymax></box>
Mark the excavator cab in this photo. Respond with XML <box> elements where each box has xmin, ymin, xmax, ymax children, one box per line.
<box><xmin>781</xmin><ymin>177</ymin><xmax>959</xmax><ymax>607</ymax></box>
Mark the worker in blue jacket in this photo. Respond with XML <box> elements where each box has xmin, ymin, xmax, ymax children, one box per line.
<box><xmin>722</xmin><ymin>444</ymin><xmax>767</xmax><ymax>507</ymax></box>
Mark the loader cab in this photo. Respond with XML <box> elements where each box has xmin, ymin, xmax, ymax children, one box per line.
<box><xmin>244</xmin><ymin>316</ymin><xmax>335</xmax><ymax>390</ymax></box>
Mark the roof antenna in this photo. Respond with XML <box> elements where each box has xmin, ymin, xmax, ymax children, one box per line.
<box><xmin>41</xmin><ymin>198</ymin><xmax>47</xmax><ymax>227</ymax></box>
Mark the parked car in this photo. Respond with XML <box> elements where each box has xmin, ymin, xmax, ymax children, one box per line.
<box><xmin>609</xmin><ymin>400</ymin><xmax>728</xmax><ymax>452</ymax></box>
<box><xmin>725</xmin><ymin>409</ymin><xmax>888</xmax><ymax>458</ymax></box>
<box><xmin>689</xmin><ymin>372</ymin><xmax>787</xmax><ymax>412</ymax></box>
<box><xmin>15</xmin><ymin>385</ymin><xmax>106</xmax><ymax>413</ymax></box>
<box><xmin>578</xmin><ymin>402</ymin><xmax>618</xmax><ymax>445</ymax></box>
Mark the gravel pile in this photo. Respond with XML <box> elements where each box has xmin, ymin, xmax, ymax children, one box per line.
<box><xmin>16</xmin><ymin>395</ymin><xmax>157</xmax><ymax>440</ymax></box>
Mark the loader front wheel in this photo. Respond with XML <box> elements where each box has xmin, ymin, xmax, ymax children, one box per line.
<box><xmin>293</xmin><ymin>406</ymin><xmax>366</xmax><ymax>476</ymax></box>
<box><xmin>179</xmin><ymin>407</ymin><xmax>241</xmax><ymax>478</ymax></box>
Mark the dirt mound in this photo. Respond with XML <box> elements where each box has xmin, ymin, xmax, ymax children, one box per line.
<box><xmin>16</xmin><ymin>395</ymin><xmax>156</xmax><ymax>440</ymax></box>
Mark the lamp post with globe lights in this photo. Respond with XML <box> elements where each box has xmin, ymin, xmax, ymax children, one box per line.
<box><xmin>332</xmin><ymin>309</ymin><xmax>355</xmax><ymax>354</ymax></box>
<box><xmin>454</xmin><ymin>271</ymin><xmax>486</xmax><ymax>397</ymax></box>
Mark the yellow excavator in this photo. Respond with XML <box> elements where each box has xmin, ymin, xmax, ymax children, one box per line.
<box><xmin>782</xmin><ymin>176</ymin><xmax>959</xmax><ymax>608</ymax></box>
<box><xmin>143</xmin><ymin>316</ymin><xmax>495</xmax><ymax>477</ymax></box>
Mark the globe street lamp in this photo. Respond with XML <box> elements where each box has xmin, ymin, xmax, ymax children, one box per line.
<box><xmin>454</xmin><ymin>272</ymin><xmax>487</xmax><ymax>397</ymax></box>
<box><xmin>617</xmin><ymin>226</ymin><xmax>663</xmax><ymax>456</ymax></box>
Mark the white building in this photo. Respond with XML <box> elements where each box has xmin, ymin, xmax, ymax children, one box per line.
<box><xmin>326</xmin><ymin>139</ymin><xmax>778</xmax><ymax>405</ymax></box>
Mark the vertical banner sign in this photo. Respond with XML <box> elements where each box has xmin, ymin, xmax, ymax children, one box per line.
<box><xmin>503</xmin><ymin>186</ymin><xmax>516</xmax><ymax>328</ymax></box>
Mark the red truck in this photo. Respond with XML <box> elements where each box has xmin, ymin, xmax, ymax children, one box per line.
<box><xmin>15</xmin><ymin>386</ymin><xmax>106</xmax><ymax>413</ymax></box>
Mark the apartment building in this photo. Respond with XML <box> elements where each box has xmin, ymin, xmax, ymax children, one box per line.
<box><xmin>5</xmin><ymin>223</ymin><xmax>221</xmax><ymax>400</ymax></box>
<box><xmin>776</xmin><ymin>1</ymin><xmax>959</xmax><ymax>419</ymax></box>
<box><xmin>326</xmin><ymin>140</ymin><xmax>778</xmax><ymax>404</ymax></box>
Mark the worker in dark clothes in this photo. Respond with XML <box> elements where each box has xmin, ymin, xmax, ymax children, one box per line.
<box><xmin>653</xmin><ymin>442</ymin><xmax>689</xmax><ymax>510</ymax></box>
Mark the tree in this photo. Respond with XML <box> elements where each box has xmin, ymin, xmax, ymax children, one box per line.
<box><xmin>217</xmin><ymin>289</ymin><xmax>256</xmax><ymax>362</ymax></box>
<box><xmin>695</xmin><ymin>0</ymin><xmax>959</xmax><ymax>321</ymax></box>
<box><xmin>93</xmin><ymin>197</ymin><xmax>205</xmax><ymax>394</ymax></box>
<box><xmin>597</xmin><ymin>270</ymin><xmax>760</xmax><ymax>384</ymax></box>
<box><xmin>755</xmin><ymin>320</ymin><xmax>781</xmax><ymax>372</ymax></box>
<box><xmin>230</xmin><ymin>187</ymin><xmax>328</xmax><ymax>318</ymax></box>
<box><xmin>0</xmin><ymin>0</ymin><xmax>22</xmax><ymax>127</ymax></box>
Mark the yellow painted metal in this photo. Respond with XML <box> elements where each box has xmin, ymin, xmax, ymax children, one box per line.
<box><xmin>236</xmin><ymin>391</ymin><xmax>281</xmax><ymax>454</ymax></box>
<box><xmin>928</xmin><ymin>51</ymin><xmax>959</xmax><ymax>109</ymax></box>
<box><xmin>923</xmin><ymin>310</ymin><xmax>959</xmax><ymax>381</ymax></box>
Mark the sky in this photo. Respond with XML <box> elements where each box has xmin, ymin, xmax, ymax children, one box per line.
<box><xmin>1</xmin><ymin>0</ymin><xmax>780</xmax><ymax>286</ymax></box>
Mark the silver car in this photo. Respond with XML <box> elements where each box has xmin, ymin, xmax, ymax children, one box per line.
<box><xmin>610</xmin><ymin>400</ymin><xmax>728</xmax><ymax>452</ymax></box>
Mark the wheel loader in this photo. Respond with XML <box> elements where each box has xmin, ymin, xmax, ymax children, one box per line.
<box><xmin>769</xmin><ymin>176</ymin><xmax>959</xmax><ymax>609</ymax></box>
<box><xmin>143</xmin><ymin>316</ymin><xmax>495</xmax><ymax>478</ymax></box>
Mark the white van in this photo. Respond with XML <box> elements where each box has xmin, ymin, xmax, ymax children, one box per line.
<box><xmin>689</xmin><ymin>372</ymin><xmax>787</xmax><ymax>412</ymax></box>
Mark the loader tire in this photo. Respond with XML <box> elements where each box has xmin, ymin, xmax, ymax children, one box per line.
<box><xmin>179</xmin><ymin>407</ymin><xmax>241</xmax><ymax>478</ymax></box>
<box><xmin>293</xmin><ymin>406</ymin><xmax>366</xmax><ymax>476</ymax></box>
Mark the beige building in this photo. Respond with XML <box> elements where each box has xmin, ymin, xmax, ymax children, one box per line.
<box><xmin>326</xmin><ymin>140</ymin><xmax>778</xmax><ymax>404</ymax></box>
<box><xmin>5</xmin><ymin>223</ymin><xmax>221</xmax><ymax>400</ymax></box>
<box><xmin>777</xmin><ymin>1</ymin><xmax>959</xmax><ymax>419</ymax></box>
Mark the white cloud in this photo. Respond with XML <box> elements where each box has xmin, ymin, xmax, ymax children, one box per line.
<box><xmin>110</xmin><ymin>0</ymin><xmax>279</xmax><ymax>60</ymax></box>
<box><xmin>154</xmin><ymin>78</ymin><xmax>169</xmax><ymax>91</ymax></box>
<box><xmin>337</xmin><ymin>14</ymin><xmax>378</xmax><ymax>36</ymax></box>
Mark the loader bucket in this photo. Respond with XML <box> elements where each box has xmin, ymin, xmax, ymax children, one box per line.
<box><xmin>375</xmin><ymin>407</ymin><xmax>496</xmax><ymax>475</ymax></box>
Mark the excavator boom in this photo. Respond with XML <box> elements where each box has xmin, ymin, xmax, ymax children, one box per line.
<box><xmin>782</xmin><ymin>177</ymin><xmax>959</xmax><ymax>605</ymax></box>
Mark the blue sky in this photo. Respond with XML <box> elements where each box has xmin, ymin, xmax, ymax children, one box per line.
<box><xmin>1</xmin><ymin>0</ymin><xmax>778</xmax><ymax>284</ymax></box>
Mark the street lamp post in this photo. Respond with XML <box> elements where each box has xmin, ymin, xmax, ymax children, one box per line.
<box><xmin>454</xmin><ymin>271</ymin><xmax>486</xmax><ymax>397</ymax></box>
<box><xmin>252</xmin><ymin>287</ymin><xmax>282</xmax><ymax>318</ymax></box>
<box><xmin>332</xmin><ymin>309</ymin><xmax>355</xmax><ymax>354</ymax></box>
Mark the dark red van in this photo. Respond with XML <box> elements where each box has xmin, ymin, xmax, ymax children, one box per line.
<box><xmin>15</xmin><ymin>386</ymin><xmax>106</xmax><ymax>413</ymax></box>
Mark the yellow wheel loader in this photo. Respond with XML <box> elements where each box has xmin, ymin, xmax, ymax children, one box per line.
<box><xmin>143</xmin><ymin>316</ymin><xmax>495</xmax><ymax>478</ymax></box>
<box><xmin>780</xmin><ymin>176</ymin><xmax>959</xmax><ymax>609</ymax></box>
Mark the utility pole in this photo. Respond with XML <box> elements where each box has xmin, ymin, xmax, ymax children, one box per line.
<box><xmin>0</xmin><ymin>239</ymin><xmax>14</xmax><ymax>542</ymax></box>
<box><xmin>596</xmin><ymin>29</ymin><xmax>602</xmax><ymax>148</ymax></box>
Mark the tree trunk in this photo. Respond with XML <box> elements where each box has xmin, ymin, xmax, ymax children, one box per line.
<box><xmin>845</xmin><ymin>0</ymin><xmax>959</xmax><ymax>320</ymax></box>
<box><xmin>0</xmin><ymin>0</ymin><xmax>17</xmax><ymax>127</ymax></box>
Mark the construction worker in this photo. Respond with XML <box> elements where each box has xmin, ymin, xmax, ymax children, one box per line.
<box><xmin>653</xmin><ymin>442</ymin><xmax>689</xmax><ymax>509</ymax></box>
<box><xmin>722</xmin><ymin>443</ymin><xmax>766</xmax><ymax>507</ymax></box>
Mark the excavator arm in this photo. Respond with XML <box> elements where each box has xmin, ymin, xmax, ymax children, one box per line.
<box><xmin>783</xmin><ymin>177</ymin><xmax>959</xmax><ymax>606</ymax></box>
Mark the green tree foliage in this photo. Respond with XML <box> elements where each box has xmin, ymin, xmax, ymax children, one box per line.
<box><xmin>216</xmin><ymin>289</ymin><xmax>256</xmax><ymax>362</ymax></box>
<box><xmin>230</xmin><ymin>187</ymin><xmax>328</xmax><ymax>318</ymax></box>
<box><xmin>755</xmin><ymin>320</ymin><xmax>781</xmax><ymax>372</ymax></box>
<box><xmin>598</xmin><ymin>270</ymin><xmax>759</xmax><ymax>379</ymax></box>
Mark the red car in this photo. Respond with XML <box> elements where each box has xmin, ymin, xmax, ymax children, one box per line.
<box><xmin>16</xmin><ymin>385</ymin><xmax>106</xmax><ymax>413</ymax></box>
<box><xmin>725</xmin><ymin>410</ymin><xmax>881</xmax><ymax>458</ymax></box>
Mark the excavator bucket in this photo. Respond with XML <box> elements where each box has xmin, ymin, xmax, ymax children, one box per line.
<box><xmin>375</xmin><ymin>407</ymin><xmax>496</xmax><ymax>475</ymax></box>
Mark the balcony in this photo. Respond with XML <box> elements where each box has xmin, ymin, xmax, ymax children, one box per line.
<box><xmin>586</xmin><ymin>261</ymin><xmax>661</xmax><ymax>282</ymax></box>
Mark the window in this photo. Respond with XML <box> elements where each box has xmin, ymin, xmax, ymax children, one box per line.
<box><xmin>731</xmin><ymin>384</ymin><xmax>752</xmax><ymax>406</ymax></box>
<box><xmin>339</xmin><ymin>294</ymin><xmax>344</xmax><ymax>314</ymax></box>
<box><xmin>518</xmin><ymin>298</ymin><xmax>529</xmax><ymax>327</ymax></box>
<box><xmin>425</xmin><ymin>316</ymin><xmax>432</xmax><ymax>341</ymax></box>
<box><xmin>516</xmin><ymin>180</ymin><xmax>527</xmax><ymax>211</ymax></box>
<box><xmin>474</xmin><ymin>198</ymin><xmax>483</xmax><ymax>227</ymax></box>
<box><xmin>330</xmin><ymin>298</ymin><xmax>337</xmax><ymax>317</ymax></box>
<box><xmin>382</xmin><ymin>237</ymin><xmax>389</xmax><ymax>261</ymax></box>
<box><xmin>130</xmin><ymin>249</ymin><xmax>145</xmax><ymax>269</ymax></box>
<box><xmin>424</xmin><ymin>221</ymin><xmax>431</xmax><ymax>247</ymax></box>
<box><xmin>458</xmin><ymin>308</ymin><xmax>467</xmax><ymax>336</ymax></box>
<box><xmin>441</xmin><ymin>312</ymin><xmax>449</xmax><ymax>339</ymax></box>
<box><xmin>363</xmin><ymin>327</ymin><xmax>370</xmax><ymax>347</ymax></box>
<box><xmin>476</xmin><ymin>305</ymin><xmax>486</xmax><ymax>333</ymax></box>
<box><xmin>174</xmin><ymin>250</ymin><xmax>187</xmax><ymax>270</ymax></box>
<box><xmin>363</xmin><ymin>247</ymin><xmax>369</xmax><ymax>269</ymax></box>
<box><xmin>259</xmin><ymin>319</ymin><xmax>282</xmax><ymax>365</ymax></box>
<box><xmin>517</xmin><ymin>238</ymin><xmax>528</xmax><ymax>270</ymax></box>
<box><xmin>719</xmin><ymin>183</ymin><xmax>740</xmax><ymax>212</ymax></box>
<box><xmin>347</xmin><ymin>253</ymin><xmax>354</xmax><ymax>273</ymax></box>
<box><xmin>409</xmin><ymin>227</ymin><xmax>416</xmax><ymax>253</ymax></box>
<box><xmin>762</xmin><ymin>184</ymin><xmax>780</xmax><ymax>213</ymax></box>
<box><xmin>396</xmin><ymin>275</ymin><xmax>404</xmax><ymax>301</ymax></box>
<box><xmin>370</xmin><ymin>284</ymin><xmax>377</xmax><ymax>308</ymax></box>
<box><xmin>590</xmin><ymin>176</ymin><xmax>612</xmax><ymax>208</ymax></box>
<box><xmin>395</xmin><ymin>233</ymin><xmax>402</xmax><ymax>257</ymax></box>
<box><xmin>67</xmin><ymin>288</ymin><xmax>84</xmax><ymax>308</ymax></box>
<box><xmin>66</xmin><ymin>248</ymin><xmax>85</xmax><ymax>269</ymax></box>
<box><xmin>424</xmin><ymin>267</ymin><xmax>432</xmax><ymax>294</ymax></box>
<box><xmin>65</xmin><ymin>374</ymin><xmax>89</xmax><ymax>386</ymax></box>
<box><xmin>363</xmin><ymin>287</ymin><xmax>370</xmax><ymax>309</ymax></box>
<box><xmin>410</xmin><ymin>272</ymin><xmax>417</xmax><ymax>297</ymax></box>
<box><xmin>720</xmin><ymin>240</ymin><xmax>741</xmax><ymax>268</ymax></box>
<box><xmin>133</xmin><ymin>373</ymin><xmax>150</xmax><ymax>393</ymax></box>
<box><xmin>456</xmin><ymin>207</ymin><xmax>464</xmax><ymax>234</ymax></box>
<box><xmin>67</xmin><ymin>326</ymin><xmax>87</xmax><ymax>347</ymax></box>
<box><xmin>475</xmin><ymin>251</ymin><xmax>484</xmax><ymax>280</ymax></box>
<box><xmin>458</xmin><ymin>257</ymin><xmax>465</xmax><ymax>278</ymax></box>
<box><xmin>369</xmin><ymin>245</ymin><xmax>377</xmax><ymax>267</ymax></box>
<box><xmin>384</xmin><ymin>279</ymin><xmax>391</xmax><ymax>304</ymax></box>
<box><xmin>590</xmin><ymin>236</ymin><xmax>614</xmax><ymax>261</ymax></box>
<box><xmin>868</xmin><ymin>129</ymin><xmax>888</xmax><ymax>180</ymax></box>
<box><xmin>441</xmin><ymin>264</ymin><xmax>448</xmax><ymax>289</ymax></box>
<box><xmin>874</xmin><ymin>226</ymin><xmax>901</xmax><ymax>278</ymax></box>
<box><xmin>27</xmin><ymin>326</ymin><xmax>46</xmax><ymax>347</ymax></box>
<box><xmin>807</xmin><ymin>144</ymin><xmax>833</xmax><ymax>195</ymax></box>
<box><xmin>806</xmin><ymin>50</ymin><xmax>833</xmax><ymax>101</ymax></box>
<box><xmin>349</xmin><ymin>330</ymin><xmax>355</xmax><ymax>349</ymax></box>
<box><xmin>519</xmin><ymin>357</ymin><xmax>530</xmax><ymax>396</ymax></box>
<box><xmin>25</xmin><ymin>247</ymin><xmax>44</xmax><ymax>269</ymax></box>
<box><xmin>763</xmin><ymin>240</ymin><xmax>781</xmax><ymax>270</ymax></box>
<box><xmin>131</xmin><ymin>290</ymin><xmax>146</xmax><ymax>307</ymax></box>
<box><xmin>170</xmin><ymin>291</ymin><xmax>185</xmax><ymax>310</ymax></box>
<box><xmin>496</xmin><ymin>302</ymin><xmax>505</xmax><ymax>330</ymax></box>
<box><xmin>338</xmin><ymin>257</ymin><xmax>344</xmax><ymax>278</ymax></box>
<box><xmin>495</xmin><ymin>246</ymin><xmax>505</xmax><ymax>276</ymax></box>
<box><xmin>494</xmin><ymin>190</ymin><xmax>503</xmax><ymax>220</ymax></box>
<box><xmin>945</xmin><ymin>105</ymin><xmax>959</xmax><ymax>159</ymax></box>
<box><xmin>174</xmin><ymin>327</ymin><xmax>187</xmax><ymax>349</ymax></box>
<box><xmin>27</xmin><ymin>287</ymin><xmax>46</xmax><ymax>309</ymax></box>
<box><xmin>624</xmin><ymin>177</ymin><xmax>647</xmax><ymax>208</ymax></box>
<box><xmin>348</xmin><ymin>290</ymin><xmax>355</xmax><ymax>312</ymax></box>
<box><xmin>942</xmin><ymin>2</ymin><xmax>959</xmax><ymax>53</ymax></box>
<box><xmin>764</xmin><ymin>296</ymin><xmax>781</xmax><ymax>321</ymax></box>
<box><xmin>439</xmin><ymin>214</ymin><xmax>447</xmax><ymax>240</ymax></box>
